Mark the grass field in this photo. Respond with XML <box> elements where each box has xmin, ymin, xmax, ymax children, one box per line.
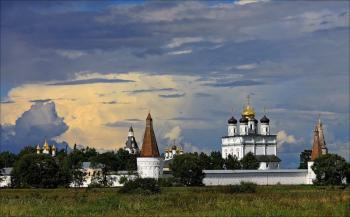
<box><xmin>0</xmin><ymin>185</ymin><xmax>349</xmax><ymax>217</ymax></box>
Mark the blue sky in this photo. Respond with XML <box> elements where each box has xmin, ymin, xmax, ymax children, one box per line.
<box><xmin>1</xmin><ymin>0</ymin><xmax>349</xmax><ymax>168</ymax></box>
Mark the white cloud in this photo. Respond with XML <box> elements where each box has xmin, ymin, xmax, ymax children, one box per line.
<box><xmin>166</xmin><ymin>37</ymin><xmax>204</xmax><ymax>48</ymax></box>
<box><xmin>277</xmin><ymin>130</ymin><xmax>297</xmax><ymax>147</ymax></box>
<box><xmin>235</xmin><ymin>0</ymin><xmax>270</xmax><ymax>6</ymax></box>
<box><xmin>164</xmin><ymin>126</ymin><xmax>182</xmax><ymax>142</ymax></box>
<box><xmin>167</xmin><ymin>49</ymin><xmax>192</xmax><ymax>55</ymax></box>
<box><xmin>56</xmin><ymin>49</ymin><xmax>87</xmax><ymax>59</ymax></box>
<box><xmin>236</xmin><ymin>63</ymin><xmax>258</xmax><ymax>70</ymax></box>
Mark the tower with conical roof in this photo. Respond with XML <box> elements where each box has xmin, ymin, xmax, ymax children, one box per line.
<box><xmin>137</xmin><ymin>113</ymin><xmax>163</xmax><ymax>179</ymax></box>
<box><xmin>124</xmin><ymin>126</ymin><xmax>139</xmax><ymax>154</ymax></box>
<box><xmin>311</xmin><ymin>117</ymin><xmax>328</xmax><ymax>160</ymax></box>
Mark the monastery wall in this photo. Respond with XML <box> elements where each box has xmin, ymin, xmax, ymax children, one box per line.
<box><xmin>203</xmin><ymin>169</ymin><xmax>310</xmax><ymax>186</ymax></box>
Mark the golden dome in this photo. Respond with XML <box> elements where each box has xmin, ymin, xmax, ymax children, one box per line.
<box><xmin>241</xmin><ymin>104</ymin><xmax>255</xmax><ymax>118</ymax></box>
<box><xmin>43</xmin><ymin>140</ymin><xmax>50</xmax><ymax>151</ymax></box>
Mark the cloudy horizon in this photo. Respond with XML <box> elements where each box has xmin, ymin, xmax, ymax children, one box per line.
<box><xmin>1</xmin><ymin>0</ymin><xmax>349</xmax><ymax>168</ymax></box>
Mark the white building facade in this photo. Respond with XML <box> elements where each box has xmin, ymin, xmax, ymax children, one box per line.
<box><xmin>222</xmin><ymin>102</ymin><xmax>279</xmax><ymax>170</ymax></box>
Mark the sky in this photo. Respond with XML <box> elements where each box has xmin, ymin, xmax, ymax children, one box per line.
<box><xmin>0</xmin><ymin>0</ymin><xmax>349</xmax><ymax>168</ymax></box>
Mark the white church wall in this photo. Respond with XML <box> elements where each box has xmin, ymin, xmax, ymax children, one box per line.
<box><xmin>203</xmin><ymin>170</ymin><xmax>309</xmax><ymax>186</ymax></box>
<box><xmin>244</xmin><ymin>146</ymin><xmax>254</xmax><ymax>155</ymax></box>
<box><xmin>266</xmin><ymin>146</ymin><xmax>276</xmax><ymax>155</ymax></box>
<box><xmin>255</xmin><ymin>146</ymin><xmax>265</xmax><ymax>155</ymax></box>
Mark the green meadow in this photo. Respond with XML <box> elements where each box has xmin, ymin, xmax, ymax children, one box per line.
<box><xmin>0</xmin><ymin>185</ymin><xmax>349</xmax><ymax>217</ymax></box>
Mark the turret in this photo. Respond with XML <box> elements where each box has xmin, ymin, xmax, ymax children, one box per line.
<box><xmin>128</xmin><ymin>126</ymin><xmax>134</xmax><ymax>137</ymax></box>
<box><xmin>227</xmin><ymin>116</ymin><xmax>237</xmax><ymax>136</ymax></box>
<box><xmin>239</xmin><ymin>116</ymin><xmax>248</xmax><ymax>135</ymax></box>
<box><xmin>51</xmin><ymin>145</ymin><xmax>56</xmax><ymax>157</ymax></box>
<box><xmin>36</xmin><ymin>144</ymin><xmax>41</xmax><ymax>154</ymax></box>
<box><xmin>43</xmin><ymin>140</ymin><xmax>50</xmax><ymax>154</ymax></box>
<box><xmin>260</xmin><ymin>115</ymin><xmax>270</xmax><ymax>135</ymax></box>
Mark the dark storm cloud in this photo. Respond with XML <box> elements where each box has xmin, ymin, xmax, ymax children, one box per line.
<box><xmin>101</xmin><ymin>101</ymin><xmax>117</xmax><ymax>104</ymax></box>
<box><xmin>159</xmin><ymin>93</ymin><xmax>185</xmax><ymax>98</ymax></box>
<box><xmin>194</xmin><ymin>93</ymin><xmax>212</xmax><ymax>98</ymax></box>
<box><xmin>204</xmin><ymin>80</ymin><xmax>264</xmax><ymax>88</ymax></box>
<box><xmin>29</xmin><ymin>99</ymin><xmax>52</xmax><ymax>103</ymax></box>
<box><xmin>169</xmin><ymin>116</ymin><xmax>211</xmax><ymax>121</ymax></box>
<box><xmin>48</xmin><ymin>78</ymin><xmax>134</xmax><ymax>86</ymax></box>
<box><xmin>124</xmin><ymin>88</ymin><xmax>176</xmax><ymax>94</ymax></box>
<box><xmin>0</xmin><ymin>100</ymin><xmax>15</xmax><ymax>104</ymax></box>
<box><xmin>105</xmin><ymin>118</ymin><xmax>142</xmax><ymax>128</ymax></box>
<box><xmin>0</xmin><ymin>101</ymin><xmax>69</xmax><ymax>153</ymax></box>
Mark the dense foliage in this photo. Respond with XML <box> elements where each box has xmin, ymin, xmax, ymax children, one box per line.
<box><xmin>170</xmin><ymin>153</ymin><xmax>205</xmax><ymax>186</ymax></box>
<box><xmin>120</xmin><ymin>178</ymin><xmax>161</xmax><ymax>194</ymax></box>
<box><xmin>298</xmin><ymin>149</ymin><xmax>312</xmax><ymax>169</ymax></box>
<box><xmin>240</xmin><ymin>152</ymin><xmax>259</xmax><ymax>169</ymax></box>
<box><xmin>312</xmin><ymin>154</ymin><xmax>348</xmax><ymax>185</ymax></box>
<box><xmin>11</xmin><ymin>154</ymin><xmax>61</xmax><ymax>188</ymax></box>
<box><xmin>2</xmin><ymin>146</ymin><xmax>137</xmax><ymax>188</ymax></box>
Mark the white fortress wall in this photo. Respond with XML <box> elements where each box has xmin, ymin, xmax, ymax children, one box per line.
<box><xmin>203</xmin><ymin>169</ymin><xmax>309</xmax><ymax>186</ymax></box>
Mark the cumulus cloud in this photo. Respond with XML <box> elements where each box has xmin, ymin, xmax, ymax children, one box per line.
<box><xmin>1</xmin><ymin>101</ymin><xmax>69</xmax><ymax>153</ymax></box>
<box><xmin>277</xmin><ymin>130</ymin><xmax>297</xmax><ymax>147</ymax></box>
<box><xmin>163</xmin><ymin>126</ymin><xmax>183</xmax><ymax>142</ymax></box>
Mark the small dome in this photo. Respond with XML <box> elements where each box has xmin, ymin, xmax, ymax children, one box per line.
<box><xmin>172</xmin><ymin>145</ymin><xmax>177</xmax><ymax>150</ymax></box>
<box><xmin>260</xmin><ymin>115</ymin><xmax>270</xmax><ymax>123</ymax></box>
<box><xmin>240</xmin><ymin>116</ymin><xmax>248</xmax><ymax>123</ymax></box>
<box><xmin>228</xmin><ymin>116</ymin><xmax>237</xmax><ymax>124</ymax></box>
<box><xmin>254</xmin><ymin>118</ymin><xmax>258</xmax><ymax>124</ymax></box>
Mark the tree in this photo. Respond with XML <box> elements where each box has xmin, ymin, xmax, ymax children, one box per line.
<box><xmin>91</xmin><ymin>152</ymin><xmax>118</xmax><ymax>187</ymax></box>
<box><xmin>11</xmin><ymin>153</ymin><xmax>60</xmax><ymax>188</ymax></box>
<box><xmin>298</xmin><ymin>150</ymin><xmax>312</xmax><ymax>169</ymax></box>
<box><xmin>0</xmin><ymin>151</ymin><xmax>17</xmax><ymax>168</ymax></box>
<box><xmin>198</xmin><ymin>152</ymin><xmax>210</xmax><ymax>169</ymax></box>
<box><xmin>71</xmin><ymin>165</ymin><xmax>86</xmax><ymax>187</ymax></box>
<box><xmin>345</xmin><ymin>163</ymin><xmax>350</xmax><ymax>185</ymax></box>
<box><xmin>225</xmin><ymin>155</ymin><xmax>241</xmax><ymax>169</ymax></box>
<box><xmin>312</xmin><ymin>154</ymin><xmax>348</xmax><ymax>185</ymax></box>
<box><xmin>240</xmin><ymin>152</ymin><xmax>259</xmax><ymax>169</ymax></box>
<box><xmin>17</xmin><ymin>146</ymin><xmax>36</xmax><ymax>158</ymax></box>
<box><xmin>170</xmin><ymin>153</ymin><xmax>204</xmax><ymax>186</ymax></box>
<box><xmin>209</xmin><ymin>151</ymin><xmax>225</xmax><ymax>169</ymax></box>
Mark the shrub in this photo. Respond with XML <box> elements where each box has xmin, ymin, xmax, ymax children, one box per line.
<box><xmin>119</xmin><ymin>178</ymin><xmax>160</xmax><ymax>194</ymax></box>
<box><xmin>224</xmin><ymin>182</ymin><xmax>257</xmax><ymax>193</ymax></box>
<box><xmin>157</xmin><ymin>177</ymin><xmax>174</xmax><ymax>187</ymax></box>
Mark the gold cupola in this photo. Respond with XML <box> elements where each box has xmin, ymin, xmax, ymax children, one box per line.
<box><xmin>241</xmin><ymin>95</ymin><xmax>256</xmax><ymax>119</ymax></box>
<box><xmin>43</xmin><ymin>139</ymin><xmax>50</xmax><ymax>151</ymax></box>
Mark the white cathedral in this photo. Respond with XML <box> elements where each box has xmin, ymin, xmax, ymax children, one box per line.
<box><xmin>222</xmin><ymin>99</ymin><xmax>280</xmax><ymax>170</ymax></box>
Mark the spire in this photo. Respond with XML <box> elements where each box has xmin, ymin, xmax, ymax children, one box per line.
<box><xmin>311</xmin><ymin>123</ymin><xmax>324</xmax><ymax>161</ymax></box>
<box><xmin>129</xmin><ymin>125</ymin><xmax>134</xmax><ymax>132</ymax></box>
<box><xmin>140</xmin><ymin>113</ymin><xmax>160</xmax><ymax>157</ymax></box>
<box><xmin>317</xmin><ymin>116</ymin><xmax>327</xmax><ymax>151</ymax></box>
